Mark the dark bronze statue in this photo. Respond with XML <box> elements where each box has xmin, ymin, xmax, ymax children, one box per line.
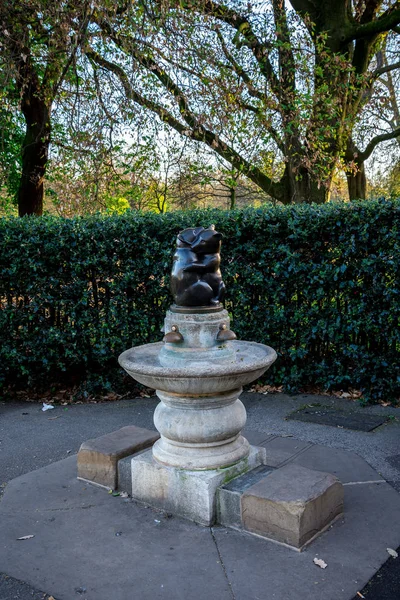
<box><xmin>170</xmin><ymin>225</ymin><xmax>226</xmax><ymax>307</ymax></box>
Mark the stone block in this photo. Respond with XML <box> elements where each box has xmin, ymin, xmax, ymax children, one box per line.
<box><xmin>117</xmin><ymin>450</ymin><xmax>149</xmax><ymax>493</ymax></box>
<box><xmin>217</xmin><ymin>487</ymin><xmax>242</xmax><ymax>529</ymax></box>
<box><xmin>130</xmin><ymin>445</ymin><xmax>264</xmax><ymax>525</ymax></box>
<box><xmin>77</xmin><ymin>426</ymin><xmax>159</xmax><ymax>489</ymax></box>
<box><xmin>217</xmin><ymin>465</ymin><xmax>274</xmax><ymax>529</ymax></box>
<box><xmin>241</xmin><ymin>463</ymin><xmax>344</xmax><ymax>549</ymax></box>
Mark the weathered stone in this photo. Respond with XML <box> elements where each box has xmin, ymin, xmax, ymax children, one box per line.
<box><xmin>117</xmin><ymin>229</ymin><xmax>277</xmax><ymax>524</ymax></box>
<box><xmin>217</xmin><ymin>486</ymin><xmax>242</xmax><ymax>529</ymax></box>
<box><xmin>241</xmin><ymin>463</ymin><xmax>344</xmax><ymax>549</ymax></box>
<box><xmin>118</xmin><ymin>340</ymin><xmax>277</xmax><ymax>396</ymax></box>
<box><xmin>153</xmin><ymin>388</ymin><xmax>249</xmax><ymax>469</ymax></box>
<box><xmin>77</xmin><ymin>426</ymin><xmax>159</xmax><ymax>489</ymax></box>
<box><xmin>217</xmin><ymin>465</ymin><xmax>275</xmax><ymax>529</ymax></box>
<box><xmin>117</xmin><ymin>454</ymin><xmax>134</xmax><ymax>493</ymax></box>
<box><xmin>130</xmin><ymin>446</ymin><xmax>265</xmax><ymax>525</ymax></box>
<box><xmin>159</xmin><ymin>309</ymin><xmax>236</xmax><ymax>368</ymax></box>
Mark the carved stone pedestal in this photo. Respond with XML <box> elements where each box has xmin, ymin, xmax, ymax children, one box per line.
<box><xmin>153</xmin><ymin>387</ymin><xmax>249</xmax><ymax>470</ymax></box>
<box><xmin>130</xmin><ymin>445</ymin><xmax>266</xmax><ymax>525</ymax></box>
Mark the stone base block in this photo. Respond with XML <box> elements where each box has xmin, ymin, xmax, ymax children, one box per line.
<box><xmin>130</xmin><ymin>445</ymin><xmax>265</xmax><ymax>525</ymax></box>
<box><xmin>217</xmin><ymin>464</ymin><xmax>275</xmax><ymax>529</ymax></box>
<box><xmin>77</xmin><ymin>426</ymin><xmax>159</xmax><ymax>489</ymax></box>
<box><xmin>241</xmin><ymin>463</ymin><xmax>344</xmax><ymax>549</ymax></box>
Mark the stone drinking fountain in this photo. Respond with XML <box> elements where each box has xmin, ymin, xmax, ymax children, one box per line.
<box><xmin>78</xmin><ymin>224</ymin><xmax>343</xmax><ymax>547</ymax></box>
<box><xmin>118</xmin><ymin>225</ymin><xmax>277</xmax><ymax>524</ymax></box>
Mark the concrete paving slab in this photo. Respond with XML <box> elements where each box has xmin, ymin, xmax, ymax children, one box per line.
<box><xmin>241</xmin><ymin>393</ymin><xmax>400</xmax><ymax>487</ymax></box>
<box><xmin>261</xmin><ymin>435</ymin><xmax>313</xmax><ymax>467</ymax></box>
<box><xmin>213</xmin><ymin>482</ymin><xmax>400</xmax><ymax>600</ymax></box>
<box><xmin>290</xmin><ymin>444</ymin><xmax>384</xmax><ymax>484</ymax></box>
<box><xmin>1</xmin><ymin>454</ymin><xmax>400</xmax><ymax>600</ymax></box>
<box><xmin>242</xmin><ymin>429</ymin><xmax>276</xmax><ymax>446</ymax></box>
<box><xmin>1</xmin><ymin>395</ymin><xmax>400</xmax><ymax>600</ymax></box>
<box><xmin>0</xmin><ymin>458</ymin><xmax>232</xmax><ymax>600</ymax></box>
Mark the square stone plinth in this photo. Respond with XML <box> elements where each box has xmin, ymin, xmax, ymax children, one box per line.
<box><xmin>241</xmin><ymin>463</ymin><xmax>344</xmax><ymax>549</ymax></box>
<box><xmin>77</xmin><ymin>426</ymin><xmax>159</xmax><ymax>489</ymax></box>
<box><xmin>130</xmin><ymin>446</ymin><xmax>265</xmax><ymax>526</ymax></box>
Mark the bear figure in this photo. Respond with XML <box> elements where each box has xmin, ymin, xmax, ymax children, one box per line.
<box><xmin>170</xmin><ymin>225</ymin><xmax>226</xmax><ymax>307</ymax></box>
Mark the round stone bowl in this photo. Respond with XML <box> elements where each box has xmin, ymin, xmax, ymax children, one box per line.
<box><xmin>118</xmin><ymin>341</ymin><xmax>277</xmax><ymax>395</ymax></box>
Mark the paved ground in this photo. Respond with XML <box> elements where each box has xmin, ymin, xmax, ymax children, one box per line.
<box><xmin>1</xmin><ymin>392</ymin><xmax>399</xmax><ymax>600</ymax></box>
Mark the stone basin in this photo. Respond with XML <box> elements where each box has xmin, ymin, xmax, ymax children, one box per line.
<box><xmin>118</xmin><ymin>340</ymin><xmax>277</xmax><ymax>396</ymax></box>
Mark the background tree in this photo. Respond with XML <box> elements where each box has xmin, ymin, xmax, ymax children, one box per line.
<box><xmin>85</xmin><ymin>0</ymin><xmax>400</xmax><ymax>203</ymax></box>
<box><xmin>0</xmin><ymin>93</ymin><xmax>24</xmax><ymax>213</ymax></box>
<box><xmin>0</xmin><ymin>0</ymin><xmax>91</xmax><ymax>215</ymax></box>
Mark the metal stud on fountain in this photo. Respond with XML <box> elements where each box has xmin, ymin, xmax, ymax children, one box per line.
<box><xmin>118</xmin><ymin>225</ymin><xmax>277</xmax><ymax>524</ymax></box>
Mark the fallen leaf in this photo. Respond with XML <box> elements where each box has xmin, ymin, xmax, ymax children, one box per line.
<box><xmin>17</xmin><ymin>535</ymin><xmax>35</xmax><ymax>540</ymax></box>
<box><xmin>387</xmin><ymin>548</ymin><xmax>398</xmax><ymax>558</ymax></box>
<box><xmin>313</xmin><ymin>557</ymin><xmax>327</xmax><ymax>569</ymax></box>
<box><xmin>349</xmin><ymin>388</ymin><xmax>363</xmax><ymax>399</ymax></box>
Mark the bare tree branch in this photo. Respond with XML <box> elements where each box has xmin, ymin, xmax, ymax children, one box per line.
<box><xmin>344</xmin><ymin>4</ymin><xmax>400</xmax><ymax>42</ymax></box>
<box><xmin>359</xmin><ymin>126</ymin><xmax>400</xmax><ymax>161</ymax></box>
<box><xmin>85</xmin><ymin>48</ymin><xmax>285</xmax><ymax>201</ymax></box>
<box><xmin>213</xmin><ymin>26</ymin><xmax>265</xmax><ymax>101</ymax></box>
<box><xmin>373</xmin><ymin>59</ymin><xmax>400</xmax><ymax>77</ymax></box>
<box><xmin>161</xmin><ymin>0</ymin><xmax>280</xmax><ymax>94</ymax></box>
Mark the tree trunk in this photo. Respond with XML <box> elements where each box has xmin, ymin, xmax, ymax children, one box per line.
<box><xmin>18</xmin><ymin>101</ymin><xmax>51</xmax><ymax>217</ymax></box>
<box><xmin>229</xmin><ymin>186</ymin><xmax>236</xmax><ymax>210</ymax></box>
<box><xmin>346</xmin><ymin>162</ymin><xmax>366</xmax><ymax>200</ymax></box>
<box><xmin>281</xmin><ymin>164</ymin><xmax>330</xmax><ymax>204</ymax></box>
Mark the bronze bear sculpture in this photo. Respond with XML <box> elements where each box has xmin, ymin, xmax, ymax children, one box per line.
<box><xmin>170</xmin><ymin>226</ymin><xmax>226</xmax><ymax>307</ymax></box>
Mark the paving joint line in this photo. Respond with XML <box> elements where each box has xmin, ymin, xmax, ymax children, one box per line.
<box><xmin>255</xmin><ymin>434</ymin><xmax>278</xmax><ymax>445</ymax></box>
<box><xmin>278</xmin><ymin>441</ymin><xmax>314</xmax><ymax>467</ymax></box>
<box><xmin>210</xmin><ymin>526</ymin><xmax>236</xmax><ymax>600</ymax></box>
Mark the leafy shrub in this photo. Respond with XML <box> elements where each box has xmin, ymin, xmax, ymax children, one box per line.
<box><xmin>0</xmin><ymin>199</ymin><xmax>399</xmax><ymax>402</ymax></box>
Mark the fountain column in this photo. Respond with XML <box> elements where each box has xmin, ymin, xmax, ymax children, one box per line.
<box><xmin>118</xmin><ymin>226</ymin><xmax>277</xmax><ymax>524</ymax></box>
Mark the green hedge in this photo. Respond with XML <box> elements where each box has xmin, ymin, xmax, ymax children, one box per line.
<box><xmin>0</xmin><ymin>199</ymin><xmax>399</xmax><ymax>402</ymax></box>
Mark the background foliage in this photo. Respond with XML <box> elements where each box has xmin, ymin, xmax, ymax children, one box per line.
<box><xmin>0</xmin><ymin>199</ymin><xmax>399</xmax><ymax>402</ymax></box>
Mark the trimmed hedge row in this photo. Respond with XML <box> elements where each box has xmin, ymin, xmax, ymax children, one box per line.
<box><xmin>0</xmin><ymin>199</ymin><xmax>399</xmax><ymax>402</ymax></box>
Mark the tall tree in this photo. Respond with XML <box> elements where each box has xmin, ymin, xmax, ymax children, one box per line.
<box><xmin>346</xmin><ymin>42</ymin><xmax>400</xmax><ymax>199</ymax></box>
<box><xmin>0</xmin><ymin>0</ymin><xmax>90</xmax><ymax>215</ymax></box>
<box><xmin>85</xmin><ymin>0</ymin><xmax>400</xmax><ymax>203</ymax></box>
